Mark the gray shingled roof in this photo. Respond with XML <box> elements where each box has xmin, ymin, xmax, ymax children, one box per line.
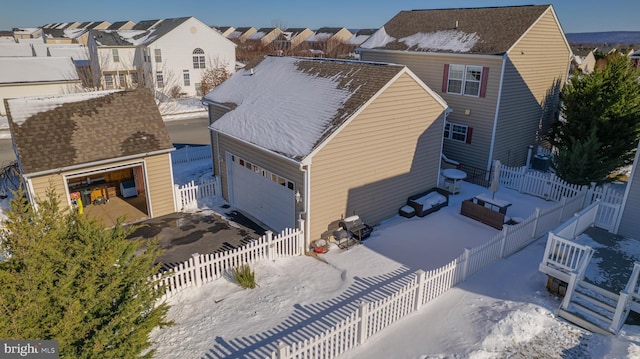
<box><xmin>364</xmin><ymin>5</ymin><xmax>551</xmax><ymax>55</ymax></box>
<box><xmin>204</xmin><ymin>56</ymin><xmax>415</xmax><ymax>159</ymax></box>
<box><xmin>107</xmin><ymin>21</ymin><xmax>129</xmax><ymax>30</ymax></box>
<box><xmin>90</xmin><ymin>17</ymin><xmax>191</xmax><ymax>47</ymax></box>
<box><xmin>6</xmin><ymin>89</ymin><xmax>173</xmax><ymax>175</ymax></box>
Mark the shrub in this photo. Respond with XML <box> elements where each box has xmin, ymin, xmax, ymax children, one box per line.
<box><xmin>232</xmin><ymin>264</ymin><xmax>256</xmax><ymax>289</ymax></box>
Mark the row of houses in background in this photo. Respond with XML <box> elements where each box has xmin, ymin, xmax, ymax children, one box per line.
<box><xmin>571</xmin><ymin>45</ymin><xmax>640</xmax><ymax>74</ymax></box>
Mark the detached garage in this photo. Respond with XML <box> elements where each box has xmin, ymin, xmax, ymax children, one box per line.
<box><xmin>204</xmin><ymin>57</ymin><xmax>448</xmax><ymax>243</ymax></box>
<box><xmin>5</xmin><ymin>89</ymin><xmax>176</xmax><ymax>227</ymax></box>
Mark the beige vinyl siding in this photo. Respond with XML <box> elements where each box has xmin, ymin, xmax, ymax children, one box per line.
<box><xmin>495</xmin><ymin>9</ymin><xmax>570</xmax><ymax>166</ymax></box>
<box><xmin>144</xmin><ymin>153</ymin><xmax>175</xmax><ymax>217</ymax></box>
<box><xmin>28</xmin><ymin>154</ymin><xmax>175</xmax><ymax>217</ymax></box>
<box><xmin>309</xmin><ymin>73</ymin><xmax>446</xmax><ymax>241</ymax></box>
<box><xmin>361</xmin><ymin>51</ymin><xmax>502</xmax><ymax>169</ymax></box>
<box><xmin>29</xmin><ymin>173</ymin><xmax>68</xmax><ymax>208</ymax></box>
<box><xmin>215</xmin><ymin>133</ymin><xmax>305</xmax><ymax>215</ymax></box>
<box><xmin>618</xmin><ymin>164</ymin><xmax>640</xmax><ymax>239</ymax></box>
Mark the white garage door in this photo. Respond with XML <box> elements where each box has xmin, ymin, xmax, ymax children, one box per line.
<box><xmin>229</xmin><ymin>155</ymin><xmax>296</xmax><ymax>232</ymax></box>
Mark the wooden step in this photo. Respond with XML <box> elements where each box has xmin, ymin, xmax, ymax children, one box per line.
<box><xmin>577</xmin><ymin>281</ymin><xmax>619</xmax><ymax>302</ymax></box>
<box><xmin>558</xmin><ymin>308</ymin><xmax>614</xmax><ymax>336</ymax></box>
<box><xmin>570</xmin><ymin>301</ymin><xmax>614</xmax><ymax>326</ymax></box>
<box><xmin>573</xmin><ymin>291</ymin><xmax>617</xmax><ymax>314</ymax></box>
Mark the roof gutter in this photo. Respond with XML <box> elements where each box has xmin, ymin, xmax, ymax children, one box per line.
<box><xmin>22</xmin><ymin>148</ymin><xmax>175</xmax><ymax>178</ymax></box>
<box><xmin>486</xmin><ymin>53</ymin><xmax>507</xmax><ymax>171</ymax></box>
<box><xmin>358</xmin><ymin>47</ymin><xmax>504</xmax><ymax>61</ymax></box>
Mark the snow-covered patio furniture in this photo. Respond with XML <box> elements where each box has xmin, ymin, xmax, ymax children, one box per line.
<box><xmin>460</xmin><ymin>198</ymin><xmax>505</xmax><ymax>230</ymax></box>
<box><xmin>407</xmin><ymin>187</ymin><xmax>449</xmax><ymax>217</ymax></box>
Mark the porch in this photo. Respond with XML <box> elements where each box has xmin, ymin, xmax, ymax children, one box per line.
<box><xmin>539</xmin><ymin>201</ymin><xmax>640</xmax><ymax>335</ymax></box>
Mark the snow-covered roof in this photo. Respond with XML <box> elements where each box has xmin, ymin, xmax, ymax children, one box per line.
<box><xmin>0</xmin><ymin>43</ymin><xmax>32</xmax><ymax>57</ymax></box>
<box><xmin>0</xmin><ymin>57</ymin><xmax>79</xmax><ymax>84</ymax></box>
<box><xmin>47</xmin><ymin>46</ymin><xmax>89</xmax><ymax>61</ymax></box>
<box><xmin>346</xmin><ymin>34</ymin><xmax>371</xmax><ymax>46</ymax></box>
<box><xmin>204</xmin><ymin>56</ymin><xmax>408</xmax><ymax>160</ymax></box>
<box><xmin>31</xmin><ymin>43</ymin><xmax>84</xmax><ymax>57</ymax></box>
<box><xmin>16</xmin><ymin>38</ymin><xmax>44</xmax><ymax>44</ymax></box>
<box><xmin>247</xmin><ymin>31</ymin><xmax>266</xmax><ymax>41</ymax></box>
<box><xmin>361</xmin><ymin>5</ymin><xmax>552</xmax><ymax>55</ymax></box>
<box><xmin>13</xmin><ymin>28</ymin><xmax>40</xmax><ymax>35</ymax></box>
<box><xmin>6</xmin><ymin>90</ymin><xmax>119</xmax><ymax>126</ymax></box>
<box><xmin>90</xmin><ymin>17</ymin><xmax>191</xmax><ymax>47</ymax></box>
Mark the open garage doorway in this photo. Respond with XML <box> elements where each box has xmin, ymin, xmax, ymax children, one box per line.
<box><xmin>66</xmin><ymin>163</ymin><xmax>149</xmax><ymax>227</ymax></box>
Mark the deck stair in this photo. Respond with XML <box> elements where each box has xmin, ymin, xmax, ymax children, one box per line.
<box><xmin>558</xmin><ymin>280</ymin><xmax>619</xmax><ymax>335</ymax></box>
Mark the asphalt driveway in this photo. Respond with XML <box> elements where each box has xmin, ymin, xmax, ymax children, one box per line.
<box><xmin>127</xmin><ymin>207</ymin><xmax>266</xmax><ymax>270</ymax></box>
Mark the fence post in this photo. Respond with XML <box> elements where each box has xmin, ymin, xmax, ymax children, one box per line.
<box><xmin>173</xmin><ymin>184</ymin><xmax>181</xmax><ymax>211</ymax></box>
<box><xmin>192</xmin><ymin>255</ymin><xmax>202</xmax><ymax>287</ymax></box>
<box><xmin>277</xmin><ymin>341</ymin><xmax>289</xmax><ymax>359</ymax></box>
<box><xmin>297</xmin><ymin>218</ymin><xmax>306</xmax><ymax>255</ymax></box>
<box><xmin>531</xmin><ymin>208</ymin><xmax>541</xmax><ymax>239</ymax></box>
<box><xmin>559</xmin><ymin>196</ymin><xmax>568</xmax><ymax>222</ymax></box>
<box><xmin>357</xmin><ymin>302</ymin><xmax>369</xmax><ymax>344</ymax></box>
<box><xmin>585</xmin><ymin>182</ymin><xmax>596</xmax><ymax>209</ymax></box>
<box><xmin>461</xmin><ymin>248</ymin><xmax>470</xmax><ymax>282</ymax></box>
<box><xmin>518</xmin><ymin>166</ymin><xmax>526</xmax><ymax>193</ymax></box>
<box><xmin>266</xmin><ymin>231</ymin><xmax>274</xmax><ymax>261</ymax></box>
<box><xmin>414</xmin><ymin>270</ymin><xmax>426</xmax><ymax>311</ymax></box>
<box><xmin>499</xmin><ymin>226</ymin><xmax>509</xmax><ymax>258</ymax></box>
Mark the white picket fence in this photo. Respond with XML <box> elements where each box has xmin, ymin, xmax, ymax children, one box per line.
<box><xmin>173</xmin><ymin>179</ymin><xmax>217</xmax><ymax>211</ymax></box>
<box><xmin>498</xmin><ymin>165</ymin><xmax>585</xmax><ymax>201</ymax></box>
<box><xmin>171</xmin><ymin>145</ymin><xmax>212</xmax><ymax>164</ymax></box>
<box><xmin>268</xmin><ymin>192</ymin><xmax>588</xmax><ymax>358</ymax></box>
<box><xmin>154</xmin><ymin>228</ymin><xmax>303</xmax><ymax>300</ymax></box>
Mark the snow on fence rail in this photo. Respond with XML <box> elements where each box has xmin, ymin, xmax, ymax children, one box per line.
<box><xmin>154</xmin><ymin>228</ymin><xmax>303</xmax><ymax>300</ymax></box>
<box><xmin>173</xmin><ymin>178</ymin><xmax>217</xmax><ymax>211</ymax></box>
<box><xmin>498</xmin><ymin>165</ymin><xmax>584</xmax><ymax>201</ymax></box>
<box><xmin>170</xmin><ymin>145</ymin><xmax>212</xmax><ymax>164</ymax></box>
<box><xmin>269</xmin><ymin>191</ymin><xmax>590</xmax><ymax>358</ymax></box>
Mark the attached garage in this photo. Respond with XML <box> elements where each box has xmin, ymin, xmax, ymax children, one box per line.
<box><xmin>227</xmin><ymin>153</ymin><xmax>296</xmax><ymax>232</ymax></box>
<box><xmin>6</xmin><ymin>89</ymin><xmax>176</xmax><ymax>226</ymax></box>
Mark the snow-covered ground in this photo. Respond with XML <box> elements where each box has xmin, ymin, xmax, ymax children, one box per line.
<box><xmin>149</xmin><ymin>176</ymin><xmax>640</xmax><ymax>358</ymax></box>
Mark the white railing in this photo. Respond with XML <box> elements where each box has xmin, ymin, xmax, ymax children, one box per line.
<box><xmin>611</xmin><ymin>262</ymin><xmax>640</xmax><ymax>332</ymax></box>
<box><xmin>269</xmin><ymin>191</ymin><xmax>588</xmax><ymax>358</ymax></box>
<box><xmin>498</xmin><ymin>165</ymin><xmax>585</xmax><ymax>202</ymax></box>
<box><xmin>174</xmin><ymin>178</ymin><xmax>217</xmax><ymax>211</ymax></box>
<box><xmin>555</xmin><ymin>201</ymin><xmax>599</xmax><ymax>239</ymax></box>
<box><xmin>171</xmin><ymin>145</ymin><xmax>212</xmax><ymax>164</ymax></box>
<box><xmin>154</xmin><ymin>228</ymin><xmax>303</xmax><ymax>300</ymax></box>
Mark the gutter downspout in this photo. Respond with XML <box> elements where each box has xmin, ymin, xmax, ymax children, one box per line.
<box><xmin>439</xmin><ymin>108</ymin><xmax>453</xmax><ymax>185</ymax></box>
<box><xmin>486</xmin><ymin>54</ymin><xmax>507</xmax><ymax>171</ymax></box>
<box><xmin>299</xmin><ymin>162</ymin><xmax>311</xmax><ymax>252</ymax></box>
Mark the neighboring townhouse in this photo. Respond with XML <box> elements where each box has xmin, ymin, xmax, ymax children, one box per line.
<box><xmin>12</xmin><ymin>27</ymin><xmax>42</xmax><ymax>39</ymax></box>
<box><xmin>571</xmin><ymin>47</ymin><xmax>597</xmax><ymax>74</ymax></box>
<box><xmin>0</xmin><ymin>57</ymin><xmax>81</xmax><ymax>116</ymax></box>
<box><xmin>4</xmin><ymin>89</ymin><xmax>176</xmax><ymax>226</ymax></box>
<box><xmin>245</xmin><ymin>27</ymin><xmax>282</xmax><ymax>47</ymax></box>
<box><xmin>303</xmin><ymin>27</ymin><xmax>353</xmax><ymax>56</ymax></box>
<box><xmin>346</xmin><ymin>29</ymin><xmax>377</xmax><ymax>47</ymax></box>
<box><xmin>0</xmin><ymin>31</ymin><xmax>15</xmax><ymax>43</ymax></box>
<box><xmin>273</xmin><ymin>27</ymin><xmax>314</xmax><ymax>54</ymax></box>
<box><xmin>203</xmin><ymin>56</ymin><xmax>448</xmax><ymax>243</ymax></box>
<box><xmin>615</xmin><ymin>139</ymin><xmax>640</xmax><ymax>239</ymax></box>
<box><xmin>213</xmin><ymin>26</ymin><xmax>235</xmax><ymax>37</ymax></box>
<box><xmin>42</xmin><ymin>27</ymin><xmax>89</xmax><ymax>45</ymax></box>
<box><xmin>360</xmin><ymin>5</ymin><xmax>572</xmax><ymax>171</ymax></box>
<box><xmin>106</xmin><ymin>21</ymin><xmax>136</xmax><ymax>30</ymax></box>
<box><xmin>226</xmin><ymin>27</ymin><xmax>257</xmax><ymax>42</ymax></box>
<box><xmin>631</xmin><ymin>49</ymin><xmax>640</xmax><ymax>68</ymax></box>
<box><xmin>88</xmin><ymin>16</ymin><xmax>236</xmax><ymax>97</ymax></box>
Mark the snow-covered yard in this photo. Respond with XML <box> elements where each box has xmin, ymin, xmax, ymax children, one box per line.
<box><xmin>149</xmin><ymin>181</ymin><xmax>640</xmax><ymax>358</ymax></box>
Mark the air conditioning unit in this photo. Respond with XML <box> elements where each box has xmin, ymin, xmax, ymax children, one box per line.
<box><xmin>531</xmin><ymin>155</ymin><xmax>550</xmax><ymax>172</ymax></box>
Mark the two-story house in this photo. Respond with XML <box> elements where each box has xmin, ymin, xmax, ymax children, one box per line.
<box><xmin>360</xmin><ymin>5</ymin><xmax>572</xmax><ymax>171</ymax></box>
<box><xmin>88</xmin><ymin>17</ymin><xmax>236</xmax><ymax>97</ymax></box>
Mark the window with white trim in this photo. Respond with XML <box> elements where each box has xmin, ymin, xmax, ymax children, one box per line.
<box><xmin>154</xmin><ymin>48</ymin><xmax>162</xmax><ymax>62</ymax></box>
<box><xmin>118</xmin><ymin>73</ymin><xmax>126</xmax><ymax>87</ymax></box>
<box><xmin>444</xmin><ymin>122</ymin><xmax>471</xmax><ymax>143</ymax></box>
<box><xmin>192</xmin><ymin>48</ymin><xmax>206</xmax><ymax>69</ymax></box>
<box><xmin>112</xmin><ymin>48</ymin><xmax>119</xmax><ymax>62</ymax></box>
<box><xmin>231</xmin><ymin>155</ymin><xmax>295</xmax><ymax>191</ymax></box>
<box><xmin>183</xmin><ymin>70</ymin><xmax>190</xmax><ymax>86</ymax></box>
<box><xmin>104</xmin><ymin>73</ymin><xmax>114</xmax><ymax>88</ymax></box>
<box><xmin>156</xmin><ymin>71</ymin><xmax>164</xmax><ymax>88</ymax></box>
<box><xmin>445</xmin><ymin>64</ymin><xmax>486</xmax><ymax>97</ymax></box>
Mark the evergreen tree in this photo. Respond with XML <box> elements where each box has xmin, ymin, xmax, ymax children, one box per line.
<box><xmin>0</xmin><ymin>189</ymin><xmax>171</xmax><ymax>358</ymax></box>
<box><xmin>550</xmin><ymin>54</ymin><xmax>640</xmax><ymax>185</ymax></box>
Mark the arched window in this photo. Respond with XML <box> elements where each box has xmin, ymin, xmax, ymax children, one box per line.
<box><xmin>193</xmin><ymin>48</ymin><xmax>206</xmax><ymax>68</ymax></box>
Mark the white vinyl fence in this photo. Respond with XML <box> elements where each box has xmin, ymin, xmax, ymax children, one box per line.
<box><xmin>268</xmin><ymin>192</ymin><xmax>588</xmax><ymax>358</ymax></box>
<box><xmin>154</xmin><ymin>228</ymin><xmax>303</xmax><ymax>300</ymax></box>
<box><xmin>171</xmin><ymin>145</ymin><xmax>212</xmax><ymax>164</ymax></box>
<box><xmin>173</xmin><ymin>179</ymin><xmax>217</xmax><ymax>211</ymax></box>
